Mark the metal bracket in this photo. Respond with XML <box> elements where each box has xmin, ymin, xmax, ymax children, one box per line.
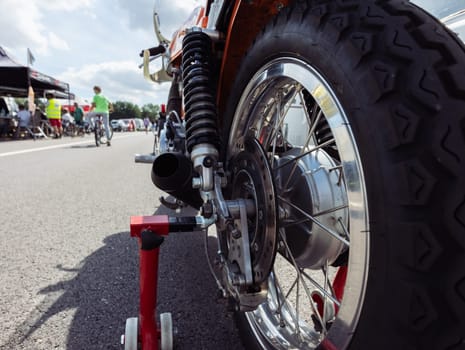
<box><xmin>142</xmin><ymin>49</ymin><xmax>172</xmax><ymax>83</ymax></box>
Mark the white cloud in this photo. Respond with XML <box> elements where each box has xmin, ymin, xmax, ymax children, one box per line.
<box><xmin>39</xmin><ymin>0</ymin><xmax>94</xmax><ymax>12</ymax></box>
<box><xmin>46</xmin><ymin>32</ymin><xmax>70</xmax><ymax>52</ymax></box>
<box><xmin>0</xmin><ymin>0</ymin><xmax>83</xmax><ymax>55</ymax></box>
<box><xmin>0</xmin><ymin>0</ymin><xmax>202</xmax><ymax>106</ymax></box>
<box><xmin>60</xmin><ymin>60</ymin><xmax>168</xmax><ymax>106</ymax></box>
<box><xmin>0</xmin><ymin>1</ymin><xmax>44</xmax><ymax>52</ymax></box>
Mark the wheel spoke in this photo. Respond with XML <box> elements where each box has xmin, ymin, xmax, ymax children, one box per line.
<box><xmin>273</xmin><ymin>137</ymin><xmax>336</xmax><ymax>172</ymax></box>
<box><xmin>276</xmin><ymin>245</ymin><xmax>341</xmax><ymax>310</ymax></box>
<box><xmin>272</xmin><ymin>269</ymin><xmax>302</xmax><ymax>328</ymax></box>
<box><xmin>328</xmin><ymin>165</ymin><xmax>344</xmax><ymax>186</ymax></box>
<box><xmin>313</xmin><ymin>204</ymin><xmax>349</xmax><ymax>218</ymax></box>
<box><xmin>277</xmin><ymin>230</ymin><xmax>328</xmax><ymax>335</ymax></box>
<box><xmin>280</xmin><ymin>97</ymin><xmax>327</xmax><ymax>190</ymax></box>
<box><xmin>267</xmin><ymin>87</ymin><xmax>300</xmax><ymax>164</ymax></box>
<box><xmin>282</xmin><ymin>216</ymin><xmax>312</xmax><ymax>228</ymax></box>
<box><xmin>281</xmin><ymin>203</ymin><xmax>348</xmax><ymax>228</ymax></box>
<box><xmin>300</xmin><ymin>270</ymin><xmax>341</xmax><ymax>307</ymax></box>
<box><xmin>299</xmin><ymin>270</ymin><xmax>329</xmax><ymax>337</ymax></box>
<box><xmin>271</xmin><ymin>272</ymin><xmax>295</xmax><ymax>328</ymax></box>
<box><xmin>272</xmin><ymin>96</ymin><xmax>323</xmax><ymax>189</ymax></box>
<box><xmin>295</xmin><ymin>276</ymin><xmax>302</xmax><ymax>337</ymax></box>
<box><xmin>269</xmin><ymin>97</ymin><xmax>284</xmax><ymax>166</ymax></box>
<box><xmin>283</xmin><ymin>274</ymin><xmax>299</xmax><ymax>300</ymax></box>
<box><xmin>278</xmin><ymin>196</ymin><xmax>350</xmax><ymax>247</ymax></box>
<box><xmin>322</xmin><ymin>260</ymin><xmax>331</xmax><ymax>323</ymax></box>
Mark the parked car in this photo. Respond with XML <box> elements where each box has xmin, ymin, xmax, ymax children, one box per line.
<box><xmin>111</xmin><ymin>119</ymin><xmax>122</xmax><ymax>132</ymax></box>
<box><xmin>120</xmin><ymin>119</ymin><xmax>131</xmax><ymax>132</ymax></box>
<box><xmin>134</xmin><ymin>118</ymin><xmax>145</xmax><ymax>131</ymax></box>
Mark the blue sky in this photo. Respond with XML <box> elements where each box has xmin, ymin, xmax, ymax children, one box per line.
<box><xmin>0</xmin><ymin>0</ymin><xmax>202</xmax><ymax>106</ymax></box>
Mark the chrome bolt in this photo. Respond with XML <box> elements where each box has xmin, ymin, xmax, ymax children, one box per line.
<box><xmin>228</xmin><ymin>223</ymin><xmax>241</xmax><ymax>239</ymax></box>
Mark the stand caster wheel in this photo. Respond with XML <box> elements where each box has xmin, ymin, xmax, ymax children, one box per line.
<box><xmin>160</xmin><ymin>312</ymin><xmax>173</xmax><ymax>350</ymax></box>
<box><xmin>122</xmin><ymin>317</ymin><xmax>139</xmax><ymax>350</ymax></box>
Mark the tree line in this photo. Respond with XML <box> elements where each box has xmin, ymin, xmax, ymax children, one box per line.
<box><xmin>14</xmin><ymin>98</ymin><xmax>161</xmax><ymax>123</ymax></box>
<box><xmin>110</xmin><ymin>101</ymin><xmax>160</xmax><ymax>122</ymax></box>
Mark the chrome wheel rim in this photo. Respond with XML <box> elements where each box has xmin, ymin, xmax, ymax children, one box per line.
<box><xmin>227</xmin><ymin>57</ymin><xmax>369</xmax><ymax>349</ymax></box>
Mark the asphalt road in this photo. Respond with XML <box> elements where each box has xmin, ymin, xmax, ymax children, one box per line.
<box><xmin>0</xmin><ymin>133</ymin><xmax>244</xmax><ymax>350</ymax></box>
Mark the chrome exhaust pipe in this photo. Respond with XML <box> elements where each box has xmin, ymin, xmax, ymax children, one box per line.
<box><xmin>151</xmin><ymin>152</ymin><xmax>203</xmax><ymax>209</ymax></box>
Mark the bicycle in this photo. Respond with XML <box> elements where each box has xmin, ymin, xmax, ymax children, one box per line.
<box><xmin>94</xmin><ymin>114</ymin><xmax>113</xmax><ymax>147</ymax></box>
<box><xmin>62</xmin><ymin>119</ymin><xmax>77</xmax><ymax>137</ymax></box>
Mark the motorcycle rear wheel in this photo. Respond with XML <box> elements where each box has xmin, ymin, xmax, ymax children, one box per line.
<box><xmin>222</xmin><ymin>1</ymin><xmax>465</xmax><ymax>349</ymax></box>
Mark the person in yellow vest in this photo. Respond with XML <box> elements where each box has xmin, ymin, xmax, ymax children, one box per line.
<box><xmin>45</xmin><ymin>92</ymin><xmax>62</xmax><ymax>138</ymax></box>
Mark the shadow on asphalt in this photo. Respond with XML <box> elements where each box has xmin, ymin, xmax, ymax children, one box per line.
<box><xmin>69</xmin><ymin>144</ymin><xmax>98</xmax><ymax>149</ymax></box>
<box><xmin>3</xmin><ymin>232</ymin><xmax>139</xmax><ymax>350</ymax></box>
<box><xmin>63</xmin><ymin>233</ymin><xmax>140</xmax><ymax>349</ymax></box>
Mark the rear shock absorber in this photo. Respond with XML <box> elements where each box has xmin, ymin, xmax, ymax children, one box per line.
<box><xmin>182</xmin><ymin>28</ymin><xmax>220</xmax><ymax>192</ymax></box>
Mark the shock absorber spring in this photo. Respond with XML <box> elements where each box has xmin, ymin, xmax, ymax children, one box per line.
<box><xmin>182</xmin><ymin>29</ymin><xmax>220</xmax><ymax>153</ymax></box>
<box><xmin>182</xmin><ymin>29</ymin><xmax>220</xmax><ymax>191</ymax></box>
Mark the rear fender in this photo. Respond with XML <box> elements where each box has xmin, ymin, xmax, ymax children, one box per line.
<box><xmin>215</xmin><ymin>0</ymin><xmax>291</xmax><ymax>122</ymax></box>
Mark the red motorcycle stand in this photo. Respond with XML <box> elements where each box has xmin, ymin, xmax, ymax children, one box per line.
<box><xmin>123</xmin><ymin>215</ymin><xmax>200</xmax><ymax>350</ymax></box>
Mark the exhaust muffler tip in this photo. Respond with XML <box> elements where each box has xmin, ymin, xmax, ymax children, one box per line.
<box><xmin>151</xmin><ymin>152</ymin><xmax>203</xmax><ymax>209</ymax></box>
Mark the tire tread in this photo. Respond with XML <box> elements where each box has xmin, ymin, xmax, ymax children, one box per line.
<box><xmin>223</xmin><ymin>1</ymin><xmax>465</xmax><ymax>349</ymax></box>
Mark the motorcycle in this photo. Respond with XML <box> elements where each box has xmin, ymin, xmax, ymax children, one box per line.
<box><xmin>135</xmin><ymin>108</ymin><xmax>186</xmax><ymax>168</ymax></box>
<box><xmin>156</xmin><ymin>109</ymin><xmax>186</xmax><ymax>155</ymax></box>
<box><xmin>128</xmin><ymin>1</ymin><xmax>465</xmax><ymax>349</ymax></box>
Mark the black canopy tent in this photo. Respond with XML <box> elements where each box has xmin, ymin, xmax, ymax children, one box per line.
<box><xmin>0</xmin><ymin>46</ymin><xmax>73</xmax><ymax>99</ymax></box>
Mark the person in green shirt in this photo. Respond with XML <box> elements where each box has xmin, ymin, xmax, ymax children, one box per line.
<box><xmin>73</xmin><ymin>102</ymin><xmax>84</xmax><ymax>125</ymax></box>
<box><xmin>87</xmin><ymin>85</ymin><xmax>113</xmax><ymax>146</ymax></box>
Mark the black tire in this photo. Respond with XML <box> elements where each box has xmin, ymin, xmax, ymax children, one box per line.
<box><xmin>94</xmin><ymin>127</ymin><xmax>100</xmax><ymax>147</ymax></box>
<box><xmin>222</xmin><ymin>1</ymin><xmax>465</xmax><ymax>349</ymax></box>
<box><xmin>100</xmin><ymin>127</ymin><xmax>107</xmax><ymax>144</ymax></box>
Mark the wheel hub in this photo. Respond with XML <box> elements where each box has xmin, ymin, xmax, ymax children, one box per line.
<box><xmin>275</xmin><ymin>148</ymin><xmax>348</xmax><ymax>269</ymax></box>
